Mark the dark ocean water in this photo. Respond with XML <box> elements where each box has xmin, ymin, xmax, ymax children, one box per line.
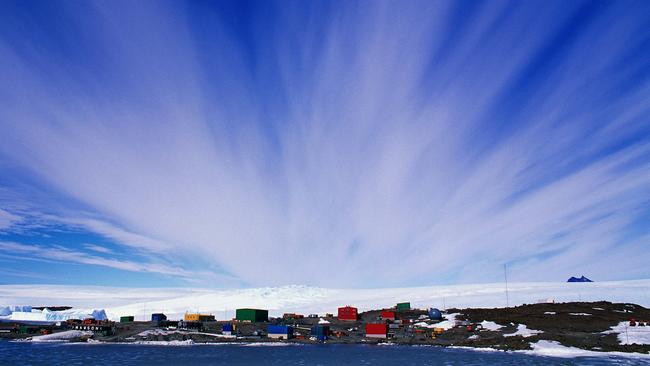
<box><xmin>1</xmin><ymin>341</ymin><xmax>649</xmax><ymax>366</ymax></box>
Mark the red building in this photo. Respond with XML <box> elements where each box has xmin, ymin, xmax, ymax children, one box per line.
<box><xmin>337</xmin><ymin>306</ymin><xmax>358</xmax><ymax>321</ymax></box>
<box><xmin>380</xmin><ymin>311</ymin><xmax>396</xmax><ymax>320</ymax></box>
<box><xmin>365</xmin><ymin>323</ymin><xmax>388</xmax><ymax>338</ymax></box>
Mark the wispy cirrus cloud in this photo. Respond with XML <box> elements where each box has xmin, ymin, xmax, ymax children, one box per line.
<box><xmin>55</xmin><ymin>217</ymin><xmax>171</xmax><ymax>253</ymax></box>
<box><xmin>82</xmin><ymin>243</ymin><xmax>114</xmax><ymax>255</ymax></box>
<box><xmin>0</xmin><ymin>240</ymin><xmax>220</xmax><ymax>283</ymax></box>
<box><xmin>0</xmin><ymin>209</ymin><xmax>19</xmax><ymax>230</ymax></box>
<box><xmin>0</xmin><ymin>0</ymin><xmax>648</xmax><ymax>287</ymax></box>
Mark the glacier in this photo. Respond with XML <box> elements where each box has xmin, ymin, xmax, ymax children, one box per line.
<box><xmin>0</xmin><ymin>279</ymin><xmax>648</xmax><ymax>322</ymax></box>
<box><xmin>0</xmin><ymin>307</ymin><xmax>107</xmax><ymax>324</ymax></box>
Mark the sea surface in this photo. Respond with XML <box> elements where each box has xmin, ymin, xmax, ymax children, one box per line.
<box><xmin>1</xmin><ymin>341</ymin><xmax>649</xmax><ymax>365</ymax></box>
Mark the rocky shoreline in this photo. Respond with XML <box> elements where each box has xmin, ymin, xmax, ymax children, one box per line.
<box><xmin>3</xmin><ymin>301</ymin><xmax>649</xmax><ymax>356</ymax></box>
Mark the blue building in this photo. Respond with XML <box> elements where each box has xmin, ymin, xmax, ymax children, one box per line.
<box><xmin>151</xmin><ymin>313</ymin><xmax>167</xmax><ymax>322</ymax></box>
<box><xmin>222</xmin><ymin>323</ymin><xmax>234</xmax><ymax>335</ymax></box>
<box><xmin>311</xmin><ymin>325</ymin><xmax>330</xmax><ymax>341</ymax></box>
<box><xmin>267</xmin><ymin>325</ymin><xmax>293</xmax><ymax>339</ymax></box>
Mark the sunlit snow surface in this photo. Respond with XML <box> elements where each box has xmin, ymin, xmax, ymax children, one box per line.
<box><xmin>415</xmin><ymin>314</ymin><xmax>459</xmax><ymax>330</ymax></box>
<box><xmin>523</xmin><ymin>340</ymin><xmax>650</xmax><ymax>359</ymax></box>
<box><xmin>28</xmin><ymin>330</ymin><xmax>93</xmax><ymax>342</ymax></box>
<box><xmin>603</xmin><ymin>322</ymin><xmax>650</xmax><ymax>345</ymax></box>
<box><xmin>504</xmin><ymin>324</ymin><xmax>543</xmax><ymax>338</ymax></box>
<box><xmin>479</xmin><ymin>321</ymin><xmax>503</xmax><ymax>331</ymax></box>
<box><xmin>0</xmin><ymin>280</ymin><xmax>648</xmax><ymax>322</ymax></box>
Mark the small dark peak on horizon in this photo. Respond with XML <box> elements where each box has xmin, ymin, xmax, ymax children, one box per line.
<box><xmin>567</xmin><ymin>276</ymin><xmax>593</xmax><ymax>283</ymax></box>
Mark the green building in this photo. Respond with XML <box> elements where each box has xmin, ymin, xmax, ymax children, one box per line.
<box><xmin>236</xmin><ymin>308</ymin><xmax>268</xmax><ymax>323</ymax></box>
<box><xmin>120</xmin><ymin>316</ymin><xmax>135</xmax><ymax>323</ymax></box>
<box><xmin>396</xmin><ymin>302</ymin><xmax>411</xmax><ymax>311</ymax></box>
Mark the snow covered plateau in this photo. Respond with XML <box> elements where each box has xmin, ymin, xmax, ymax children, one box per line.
<box><xmin>1</xmin><ymin>279</ymin><xmax>648</xmax><ymax>322</ymax></box>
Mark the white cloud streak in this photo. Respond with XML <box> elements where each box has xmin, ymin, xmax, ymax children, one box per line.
<box><xmin>82</xmin><ymin>243</ymin><xmax>114</xmax><ymax>254</ymax></box>
<box><xmin>0</xmin><ymin>209</ymin><xmax>19</xmax><ymax>230</ymax></box>
<box><xmin>0</xmin><ymin>241</ymin><xmax>183</xmax><ymax>277</ymax></box>
<box><xmin>0</xmin><ymin>240</ymin><xmax>238</xmax><ymax>286</ymax></box>
<box><xmin>0</xmin><ymin>1</ymin><xmax>648</xmax><ymax>286</ymax></box>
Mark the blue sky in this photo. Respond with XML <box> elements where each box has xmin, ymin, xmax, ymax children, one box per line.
<box><xmin>0</xmin><ymin>0</ymin><xmax>649</xmax><ymax>288</ymax></box>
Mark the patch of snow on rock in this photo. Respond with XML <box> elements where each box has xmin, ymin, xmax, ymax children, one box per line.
<box><xmin>479</xmin><ymin>321</ymin><xmax>503</xmax><ymax>331</ymax></box>
<box><xmin>603</xmin><ymin>322</ymin><xmax>650</xmax><ymax>345</ymax></box>
<box><xmin>137</xmin><ymin>329</ymin><xmax>183</xmax><ymax>337</ymax></box>
<box><xmin>30</xmin><ymin>330</ymin><xmax>93</xmax><ymax>342</ymax></box>
<box><xmin>523</xmin><ymin>340</ymin><xmax>650</xmax><ymax>359</ymax></box>
<box><xmin>504</xmin><ymin>324</ymin><xmax>542</xmax><ymax>338</ymax></box>
<box><xmin>414</xmin><ymin>313</ymin><xmax>459</xmax><ymax>329</ymax></box>
<box><xmin>435</xmin><ymin>313</ymin><xmax>459</xmax><ymax>330</ymax></box>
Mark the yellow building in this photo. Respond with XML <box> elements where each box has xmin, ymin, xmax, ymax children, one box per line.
<box><xmin>184</xmin><ymin>313</ymin><xmax>215</xmax><ymax>322</ymax></box>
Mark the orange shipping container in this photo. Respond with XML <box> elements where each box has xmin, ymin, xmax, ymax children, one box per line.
<box><xmin>184</xmin><ymin>313</ymin><xmax>215</xmax><ymax>322</ymax></box>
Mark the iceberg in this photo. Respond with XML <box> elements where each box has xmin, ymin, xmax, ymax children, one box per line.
<box><xmin>0</xmin><ymin>306</ymin><xmax>107</xmax><ymax>324</ymax></box>
<box><xmin>0</xmin><ymin>305</ymin><xmax>31</xmax><ymax>316</ymax></box>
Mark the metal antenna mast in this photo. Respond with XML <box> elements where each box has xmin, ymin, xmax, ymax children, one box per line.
<box><xmin>504</xmin><ymin>264</ymin><xmax>510</xmax><ymax>308</ymax></box>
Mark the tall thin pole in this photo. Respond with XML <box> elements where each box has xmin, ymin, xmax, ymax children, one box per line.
<box><xmin>504</xmin><ymin>264</ymin><xmax>510</xmax><ymax>308</ymax></box>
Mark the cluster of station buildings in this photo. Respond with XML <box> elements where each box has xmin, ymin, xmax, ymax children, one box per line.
<box><xmin>337</xmin><ymin>302</ymin><xmax>416</xmax><ymax>338</ymax></box>
<box><xmin>114</xmin><ymin>301</ymin><xmax>440</xmax><ymax>340</ymax></box>
<box><xmin>4</xmin><ymin>301</ymin><xmax>446</xmax><ymax>341</ymax></box>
